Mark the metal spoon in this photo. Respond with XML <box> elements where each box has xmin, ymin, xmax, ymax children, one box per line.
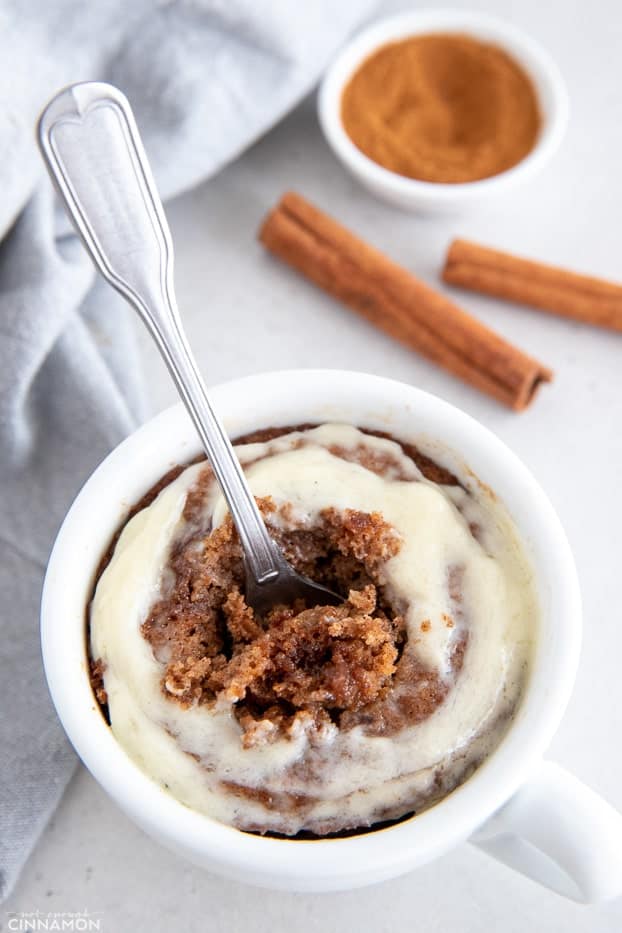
<box><xmin>37</xmin><ymin>81</ymin><xmax>340</xmax><ymax>615</ymax></box>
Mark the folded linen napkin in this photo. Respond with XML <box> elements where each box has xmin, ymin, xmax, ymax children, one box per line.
<box><xmin>0</xmin><ymin>0</ymin><xmax>374</xmax><ymax>900</ymax></box>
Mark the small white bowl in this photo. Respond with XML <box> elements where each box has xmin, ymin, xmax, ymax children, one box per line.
<box><xmin>318</xmin><ymin>9</ymin><xmax>569</xmax><ymax>212</ymax></box>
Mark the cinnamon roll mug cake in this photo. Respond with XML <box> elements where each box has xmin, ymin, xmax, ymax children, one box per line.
<box><xmin>89</xmin><ymin>421</ymin><xmax>537</xmax><ymax>837</ymax></box>
<box><xmin>46</xmin><ymin>372</ymin><xmax>622</xmax><ymax>900</ymax></box>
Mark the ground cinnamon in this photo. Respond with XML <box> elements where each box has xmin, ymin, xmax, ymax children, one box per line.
<box><xmin>341</xmin><ymin>34</ymin><xmax>541</xmax><ymax>183</ymax></box>
<box><xmin>258</xmin><ymin>192</ymin><xmax>552</xmax><ymax>411</ymax></box>
<box><xmin>443</xmin><ymin>239</ymin><xmax>622</xmax><ymax>332</ymax></box>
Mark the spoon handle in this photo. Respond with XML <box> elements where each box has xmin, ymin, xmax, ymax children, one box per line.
<box><xmin>37</xmin><ymin>81</ymin><xmax>281</xmax><ymax>585</ymax></box>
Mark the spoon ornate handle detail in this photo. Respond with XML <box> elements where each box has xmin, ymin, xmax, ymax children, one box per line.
<box><xmin>37</xmin><ymin>81</ymin><xmax>338</xmax><ymax>613</ymax></box>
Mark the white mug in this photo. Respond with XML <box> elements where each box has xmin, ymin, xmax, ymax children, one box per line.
<box><xmin>40</xmin><ymin>370</ymin><xmax>622</xmax><ymax>902</ymax></box>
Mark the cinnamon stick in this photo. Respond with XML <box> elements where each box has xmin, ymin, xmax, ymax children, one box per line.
<box><xmin>443</xmin><ymin>239</ymin><xmax>622</xmax><ymax>332</ymax></box>
<box><xmin>258</xmin><ymin>193</ymin><xmax>552</xmax><ymax>411</ymax></box>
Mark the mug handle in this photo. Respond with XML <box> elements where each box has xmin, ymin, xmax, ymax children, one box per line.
<box><xmin>470</xmin><ymin>761</ymin><xmax>622</xmax><ymax>903</ymax></box>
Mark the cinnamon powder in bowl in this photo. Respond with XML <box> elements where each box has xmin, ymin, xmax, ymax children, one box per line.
<box><xmin>340</xmin><ymin>33</ymin><xmax>541</xmax><ymax>184</ymax></box>
<box><xmin>318</xmin><ymin>11</ymin><xmax>568</xmax><ymax>211</ymax></box>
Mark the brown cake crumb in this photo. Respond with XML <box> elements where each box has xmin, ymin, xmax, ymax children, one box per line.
<box><xmin>141</xmin><ymin>500</ymin><xmax>408</xmax><ymax>745</ymax></box>
<box><xmin>220</xmin><ymin>587</ymin><xmax>397</xmax><ymax>706</ymax></box>
<box><xmin>89</xmin><ymin>658</ymin><xmax>107</xmax><ymax>706</ymax></box>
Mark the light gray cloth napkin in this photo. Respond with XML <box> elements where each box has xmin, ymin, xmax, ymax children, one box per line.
<box><xmin>0</xmin><ymin>0</ymin><xmax>375</xmax><ymax>901</ymax></box>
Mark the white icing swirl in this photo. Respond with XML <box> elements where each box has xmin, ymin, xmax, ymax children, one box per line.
<box><xmin>90</xmin><ymin>425</ymin><xmax>537</xmax><ymax>833</ymax></box>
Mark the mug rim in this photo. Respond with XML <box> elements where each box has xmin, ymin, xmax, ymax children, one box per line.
<box><xmin>40</xmin><ymin>369</ymin><xmax>581</xmax><ymax>887</ymax></box>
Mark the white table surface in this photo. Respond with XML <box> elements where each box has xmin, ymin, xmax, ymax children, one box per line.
<box><xmin>5</xmin><ymin>0</ymin><xmax>622</xmax><ymax>929</ymax></box>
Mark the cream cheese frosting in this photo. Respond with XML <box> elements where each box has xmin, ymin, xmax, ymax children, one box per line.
<box><xmin>90</xmin><ymin>424</ymin><xmax>538</xmax><ymax>833</ymax></box>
